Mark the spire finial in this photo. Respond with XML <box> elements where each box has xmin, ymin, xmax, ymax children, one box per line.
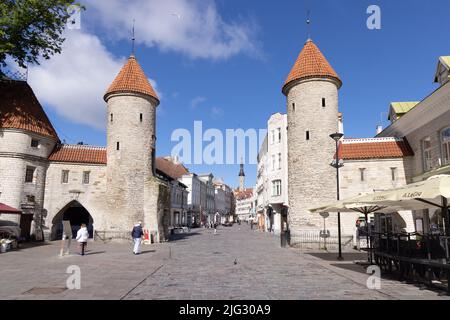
<box><xmin>306</xmin><ymin>9</ymin><xmax>311</xmax><ymax>40</ymax></box>
<box><xmin>131</xmin><ymin>19</ymin><xmax>136</xmax><ymax>56</ymax></box>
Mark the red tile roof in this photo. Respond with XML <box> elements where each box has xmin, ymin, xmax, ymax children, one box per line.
<box><xmin>234</xmin><ymin>188</ymin><xmax>254</xmax><ymax>201</ymax></box>
<box><xmin>283</xmin><ymin>39</ymin><xmax>342</xmax><ymax>95</ymax></box>
<box><xmin>0</xmin><ymin>203</ymin><xmax>21</xmax><ymax>214</ymax></box>
<box><xmin>49</xmin><ymin>145</ymin><xmax>107</xmax><ymax>164</ymax></box>
<box><xmin>339</xmin><ymin>138</ymin><xmax>414</xmax><ymax>160</ymax></box>
<box><xmin>155</xmin><ymin>157</ymin><xmax>189</xmax><ymax>180</ymax></box>
<box><xmin>0</xmin><ymin>80</ymin><xmax>59</xmax><ymax>139</ymax></box>
<box><xmin>48</xmin><ymin>147</ymin><xmax>190</xmax><ymax>181</ymax></box>
<box><xmin>104</xmin><ymin>56</ymin><xmax>159</xmax><ymax>104</ymax></box>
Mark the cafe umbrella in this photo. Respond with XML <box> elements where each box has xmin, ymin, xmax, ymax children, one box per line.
<box><xmin>309</xmin><ymin>193</ymin><xmax>412</xmax><ymax>263</ymax></box>
<box><xmin>352</xmin><ymin>175</ymin><xmax>450</xmax><ymax>236</ymax></box>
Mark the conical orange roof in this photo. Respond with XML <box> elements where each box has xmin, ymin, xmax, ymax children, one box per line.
<box><xmin>0</xmin><ymin>80</ymin><xmax>59</xmax><ymax>140</ymax></box>
<box><xmin>282</xmin><ymin>39</ymin><xmax>341</xmax><ymax>95</ymax></box>
<box><xmin>104</xmin><ymin>55</ymin><xmax>159</xmax><ymax>104</ymax></box>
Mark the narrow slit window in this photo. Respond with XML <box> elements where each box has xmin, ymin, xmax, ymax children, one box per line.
<box><xmin>306</xmin><ymin>131</ymin><xmax>310</xmax><ymax>141</ymax></box>
<box><xmin>322</xmin><ymin>98</ymin><xmax>326</xmax><ymax>107</ymax></box>
<box><xmin>83</xmin><ymin>171</ymin><xmax>90</xmax><ymax>184</ymax></box>
<box><xmin>61</xmin><ymin>170</ymin><xmax>69</xmax><ymax>184</ymax></box>
<box><xmin>360</xmin><ymin>168</ymin><xmax>366</xmax><ymax>182</ymax></box>
<box><xmin>140</xmin><ymin>113</ymin><xmax>143</xmax><ymax>122</ymax></box>
<box><xmin>117</xmin><ymin>142</ymin><xmax>120</xmax><ymax>151</ymax></box>
<box><xmin>292</xmin><ymin>103</ymin><xmax>296</xmax><ymax>112</ymax></box>
<box><xmin>110</xmin><ymin>114</ymin><xmax>113</xmax><ymax>122</ymax></box>
<box><xmin>391</xmin><ymin>167</ymin><xmax>397</xmax><ymax>181</ymax></box>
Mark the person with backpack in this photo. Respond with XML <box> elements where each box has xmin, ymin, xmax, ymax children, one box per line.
<box><xmin>131</xmin><ymin>221</ymin><xmax>144</xmax><ymax>255</ymax></box>
<box><xmin>75</xmin><ymin>223</ymin><xmax>89</xmax><ymax>256</ymax></box>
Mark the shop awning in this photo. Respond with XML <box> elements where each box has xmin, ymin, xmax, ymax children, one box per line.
<box><xmin>0</xmin><ymin>203</ymin><xmax>22</xmax><ymax>214</ymax></box>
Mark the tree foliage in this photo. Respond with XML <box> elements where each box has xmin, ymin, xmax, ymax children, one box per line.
<box><xmin>0</xmin><ymin>0</ymin><xmax>83</xmax><ymax>69</ymax></box>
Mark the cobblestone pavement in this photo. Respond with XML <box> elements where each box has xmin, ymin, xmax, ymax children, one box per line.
<box><xmin>0</xmin><ymin>225</ymin><xmax>449</xmax><ymax>300</ymax></box>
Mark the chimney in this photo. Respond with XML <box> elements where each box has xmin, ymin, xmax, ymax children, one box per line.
<box><xmin>376</xmin><ymin>125</ymin><xmax>383</xmax><ymax>135</ymax></box>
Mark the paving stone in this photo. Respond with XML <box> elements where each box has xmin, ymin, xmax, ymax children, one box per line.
<box><xmin>0</xmin><ymin>226</ymin><xmax>448</xmax><ymax>300</ymax></box>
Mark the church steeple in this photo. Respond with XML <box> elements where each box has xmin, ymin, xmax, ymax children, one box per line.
<box><xmin>238</xmin><ymin>159</ymin><xmax>245</xmax><ymax>191</ymax></box>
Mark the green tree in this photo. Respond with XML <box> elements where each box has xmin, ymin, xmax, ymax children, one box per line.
<box><xmin>0</xmin><ymin>0</ymin><xmax>83</xmax><ymax>70</ymax></box>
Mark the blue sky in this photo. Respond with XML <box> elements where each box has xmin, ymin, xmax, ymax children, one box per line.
<box><xmin>24</xmin><ymin>0</ymin><xmax>450</xmax><ymax>189</ymax></box>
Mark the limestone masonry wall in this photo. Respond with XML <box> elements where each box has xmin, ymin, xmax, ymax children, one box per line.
<box><xmin>286</xmin><ymin>79</ymin><xmax>339</xmax><ymax>245</ymax></box>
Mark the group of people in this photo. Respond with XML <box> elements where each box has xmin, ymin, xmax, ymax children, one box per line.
<box><xmin>70</xmin><ymin>221</ymin><xmax>146</xmax><ymax>256</ymax></box>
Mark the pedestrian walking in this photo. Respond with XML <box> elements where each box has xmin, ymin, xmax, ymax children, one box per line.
<box><xmin>131</xmin><ymin>221</ymin><xmax>144</xmax><ymax>255</ymax></box>
<box><xmin>76</xmin><ymin>223</ymin><xmax>89</xmax><ymax>256</ymax></box>
<box><xmin>214</xmin><ymin>211</ymin><xmax>221</xmax><ymax>235</ymax></box>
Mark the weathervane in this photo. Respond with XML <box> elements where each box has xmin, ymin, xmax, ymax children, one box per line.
<box><xmin>306</xmin><ymin>9</ymin><xmax>311</xmax><ymax>40</ymax></box>
<box><xmin>131</xmin><ymin>19</ymin><xmax>136</xmax><ymax>56</ymax></box>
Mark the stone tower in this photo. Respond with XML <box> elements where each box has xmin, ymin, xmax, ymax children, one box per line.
<box><xmin>0</xmin><ymin>80</ymin><xmax>59</xmax><ymax>240</ymax></box>
<box><xmin>104</xmin><ymin>55</ymin><xmax>160</xmax><ymax>236</ymax></box>
<box><xmin>238</xmin><ymin>159</ymin><xmax>245</xmax><ymax>191</ymax></box>
<box><xmin>282</xmin><ymin>39</ymin><xmax>342</xmax><ymax>245</ymax></box>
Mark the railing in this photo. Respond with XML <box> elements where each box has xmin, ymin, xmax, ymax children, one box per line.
<box><xmin>372</xmin><ymin>232</ymin><xmax>450</xmax><ymax>293</ymax></box>
<box><xmin>372</xmin><ymin>232</ymin><xmax>448</xmax><ymax>261</ymax></box>
<box><xmin>290</xmin><ymin>231</ymin><xmax>353</xmax><ymax>249</ymax></box>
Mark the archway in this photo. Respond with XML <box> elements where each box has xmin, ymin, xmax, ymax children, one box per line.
<box><xmin>51</xmin><ymin>201</ymin><xmax>94</xmax><ymax>241</ymax></box>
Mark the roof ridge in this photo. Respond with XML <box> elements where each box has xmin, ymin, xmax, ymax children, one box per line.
<box><xmin>59</xmin><ymin>144</ymin><xmax>106</xmax><ymax>149</ymax></box>
<box><xmin>343</xmin><ymin>137</ymin><xmax>404</xmax><ymax>144</ymax></box>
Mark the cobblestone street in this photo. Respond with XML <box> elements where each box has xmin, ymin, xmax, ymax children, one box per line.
<box><xmin>0</xmin><ymin>225</ymin><xmax>448</xmax><ymax>300</ymax></box>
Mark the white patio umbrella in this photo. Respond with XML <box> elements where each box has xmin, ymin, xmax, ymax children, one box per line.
<box><xmin>309</xmin><ymin>194</ymin><xmax>412</xmax><ymax>263</ymax></box>
<box><xmin>352</xmin><ymin>175</ymin><xmax>450</xmax><ymax>236</ymax></box>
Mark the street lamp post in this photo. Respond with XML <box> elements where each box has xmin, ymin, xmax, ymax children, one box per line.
<box><xmin>330</xmin><ymin>132</ymin><xmax>344</xmax><ymax>261</ymax></box>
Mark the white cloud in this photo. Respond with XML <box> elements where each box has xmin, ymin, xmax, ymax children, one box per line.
<box><xmin>84</xmin><ymin>0</ymin><xmax>260</xmax><ymax>60</ymax></box>
<box><xmin>190</xmin><ymin>96</ymin><xmax>207</xmax><ymax>109</ymax></box>
<box><xmin>28</xmin><ymin>30</ymin><xmax>159</xmax><ymax>130</ymax></box>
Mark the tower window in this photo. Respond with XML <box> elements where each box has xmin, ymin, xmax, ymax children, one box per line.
<box><xmin>117</xmin><ymin>142</ymin><xmax>120</xmax><ymax>151</ymax></box>
<box><xmin>360</xmin><ymin>168</ymin><xmax>366</xmax><ymax>182</ymax></box>
<box><xmin>31</xmin><ymin>139</ymin><xmax>39</xmax><ymax>148</ymax></box>
<box><xmin>306</xmin><ymin>131</ymin><xmax>310</xmax><ymax>141</ymax></box>
<box><xmin>140</xmin><ymin>113</ymin><xmax>143</xmax><ymax>122</ymax></box>
<box><xmin>322</xmin><ymin>98</ymin><xmax>326</xmax><ymax>108</ymax></box>
<box><xmin>110</xmin><ymin>114</ymin><xmax>113</xmax><ymax>122</ymax></box>
<box><xmin>292</xmin><ymin>103</ymin><xmax>296</xmax><ymax>112</ymax></box>
<box><xmin>25</xmin><ymin>166</ymin><xmax>36</xmax><ymax>183</ymax></box>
